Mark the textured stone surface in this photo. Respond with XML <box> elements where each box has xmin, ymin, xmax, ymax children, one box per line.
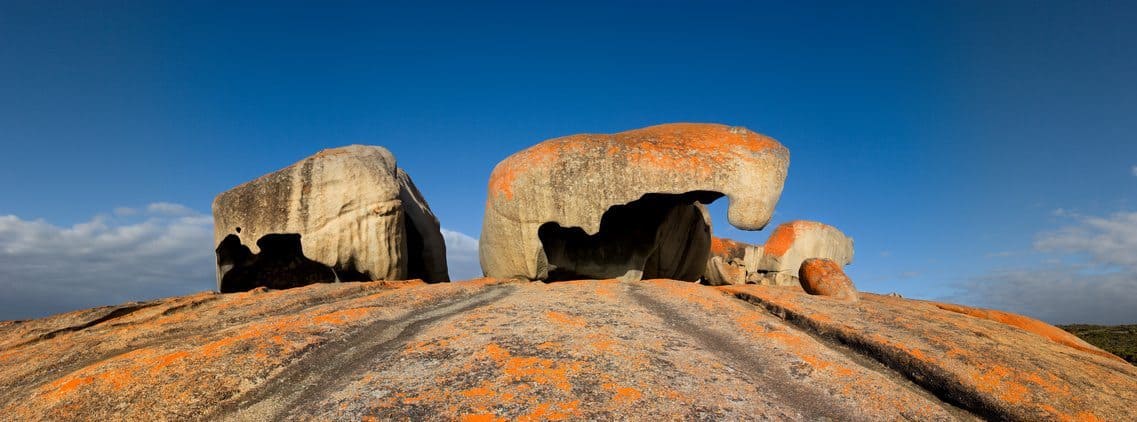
<box><xmin>746</xmin><ymin>220</ymin><xmax>854</xmax><ymax>285</ymax></box>
<box><xmin>703</xmin><ymin>236</ymin><xmax>751</xmax><ymax>286</ymax></box>
<box><xmin>798</xmin><ymin>258</ymin><xmax>859</xmax><ymax>302</ymax></box>
<box><xmin>2</xmin><ymin>280</ymin><xmax>1133</xmax><ymax>421</ymax></box>
<box><xmin>212</xmin><ymin>145</ymin><xmax>448</xmax><ymax>291</ymax></box>
<box><xmin>480</xmin><ymin>123</ymin><xmax>790</xmax><ymax>281</ymax></box>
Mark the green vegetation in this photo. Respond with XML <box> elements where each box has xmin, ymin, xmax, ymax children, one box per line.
<box><xmin>1059</xmin><ymin>324</ymin><xmax>1137</xmax><ymax>365</ymax></box>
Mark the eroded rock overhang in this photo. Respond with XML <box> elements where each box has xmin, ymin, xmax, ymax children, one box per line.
<box><xmin>479</xmin><ymin>123</ymin><xmax>790</xmax><ymax>281</ymax></box>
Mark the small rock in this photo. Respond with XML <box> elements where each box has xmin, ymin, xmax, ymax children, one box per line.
<box><xmin>798</xmin><ymin>258</ymin><xmax>858</xmax><ymax>302</ymax></box>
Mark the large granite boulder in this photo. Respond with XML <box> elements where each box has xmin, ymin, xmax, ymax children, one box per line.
<box><xmin>480</xmin><ymin>123</ymin><xmax>790</xmax><ymax>281</ymax></box>
<box><xmin>2</xmin><ymin>279</ymin><xmax>1132</xmax><ymax>420</ymax></box>
<box><xmin>212</xmin><ymin>145</ymin><xmax>448</xmax><ymax>292</ymax></box>
<box><xmin>746</xmin><ymin>220</ymin><xmax>854</xmax><ymax>286</ymax></box>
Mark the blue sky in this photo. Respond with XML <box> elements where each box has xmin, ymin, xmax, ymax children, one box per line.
<box><xmin>1</xmin><ymin>1</ymin><xmax>1134</xmax><ymax>323</ymax></box>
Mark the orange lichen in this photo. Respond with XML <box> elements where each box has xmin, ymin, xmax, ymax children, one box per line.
<box><xmin>517</xmin><ymin>400</ymin><xmax>579</xmax><ymax>421</ymax></box>
<box><xmin>545</xmin><ymin>311</ymin><xmax>586</xmax><ymax>328</ymax></box>
<box><xmin>611</xmin><ymin>387</ymin><xmax>642</xmax><ymax>404</ymax></box>
<box><xmin>149</xmin><ymin>351</ymin><xmax>190</xmax><ymax>374</ymax></box>
<box><xmin>709</xmin><ymin>236</ymin><xmax>748</xmax><ymax>259</ymax></box>
<box><xmin>459</xmin><ymin>413</ymin><xmax>504</xmax><ymax>422</ymax></box>
<box><xmin>312</xmin><ymin>307</ymin><xmax>372</xmax><ymax>325</ymax></box>
<box><xmin>761</xmin><ymin>220</ymin><xmax>827</xmax><ymax>257</ymax></box>
<box><xmin>931</xmin><ymin>302</ymin><xmax>1122</xmax><ymax>362</ymax></box>
<box><xmin>971</xmin><ymin>365</ymin><xmax>1030</xmax><ymax>404</ymax></box>
<box><xmin>460</xmin><ymin>387</ymin><xmax>496</xmax><ymax>399</ymax></box>
<box><xmin>487</xmin><ymin>123</ymin><xmax>785</xmax><ymax>199</ymax></box>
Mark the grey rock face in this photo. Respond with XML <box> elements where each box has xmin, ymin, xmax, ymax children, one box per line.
<box><xmin>212</xmin><ymin>145</ymin><xmax>448</xmax><ymax>292</ymax></box>
<box><xmin>480</xmin><ymin>123</ymin><xmax>790</xmax><ymax>281</ymax></box>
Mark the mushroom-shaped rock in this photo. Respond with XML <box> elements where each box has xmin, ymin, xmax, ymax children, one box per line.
<box><xmin>212</xmin><ymin>145</ymin><xmax>449</xmax><ymax>292</ymax></box>
<box><xmin>745</xmin><ymin>220</ymin><xmax>853</xmax><ymax>285</ymax></box>
<box><xmin>799</xmin><ymin>258</ymin><xmax>859</xmax><ymax>302</ymax></box>
<box><xmin>480</xmin><ymin>123</ymin><xmax>790</xmax><ymax>281</ymax></box>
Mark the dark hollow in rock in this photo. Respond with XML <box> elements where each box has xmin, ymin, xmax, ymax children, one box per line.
<box><xmin>538</xmin><ymin>191</ymin><xmax>721</xmax><ymax>282</ymax></box>
<box><xmin>217</xmin><ymin>233</ymin><xmax>338</xmax><ymax>293</ymax></box>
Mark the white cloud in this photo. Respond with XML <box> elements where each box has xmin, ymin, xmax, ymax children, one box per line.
<box><xmin>955</xmin><ymin>211</ymin><xmax>1137</xmax><ymax>324</ymax></box>
<box><xmin>0</xmin><ymin>204</ymin><xmax>215</xmax><ymax>320</ymax></box>
<box><xmin>1131</xmin><ymin>165</ymin><xmax>1137</xmax><ymax>177</ymax></box>
<box><xmin>441</xmin><ymin>228</ymin><xmax>482</xmax><ymax>280</ymax></box>
<box><xmin>1035</xmin><ymin>211</ymin><xmax>1137</xmax><ymax>270</ymax></box>
<box><xmin>0</xmin><ymin>205</ymin><xmax>490</xmax><ymax>320</ymax></box>
<box><xmin>146</xmin><ymin>202</ymin><xmax>196</xmax><ymax>216</ymax></box>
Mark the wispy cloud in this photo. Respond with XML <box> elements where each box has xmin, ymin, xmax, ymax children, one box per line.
<box><xmin>1131</xmin><ymin>165</ymin><xmax>1137</xmax><ymax>177</ymax></box>
<box><xmin>954</xmin><ymin>210</ymin><xmax>1137</xmax><ymax>324</ymax></box>
<box><xmin>0</xmin><ymin>204</ymin><xmax>215</xmax><ymax>320</ymax></box>
<box><xmin>441</xmin><ymin>228</ymin><xmax>482</xmax><ymax>280</ymax></box>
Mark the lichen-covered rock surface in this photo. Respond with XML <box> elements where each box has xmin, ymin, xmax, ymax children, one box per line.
<box><xmin>798</xmin><ymin>257</ymin><xmax>859</xmax><ymax>302</ymax></box>
<box><xmin>746</xmin><ymin>220</ymin><xmax>855</xmax><ymax>285</ymax></box>
<box><xmin>212</xmin><ymin>145</ymin><xmax>448</xmax><ymax>291</ymax></box>
<box><xmin>2</xmin><ymin>280</ymin><xmax>1133</xmax><ymax>421</ymax></box>
<box><xmin>480</xmin><ymin>123</ymin><xmax>790</xmax><ymax>281</ymax></box>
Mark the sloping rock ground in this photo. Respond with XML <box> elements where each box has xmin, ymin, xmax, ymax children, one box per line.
<box><xmin>0</xmin><ymin>280</ymin><xmax>1133</xmax><ymax>421</ymax></box>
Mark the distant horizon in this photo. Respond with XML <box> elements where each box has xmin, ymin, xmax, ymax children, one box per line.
<box><xmin>1</xmin><ymin>1</ymin><xmax>1135</xmax><ymax>324</ymax></box>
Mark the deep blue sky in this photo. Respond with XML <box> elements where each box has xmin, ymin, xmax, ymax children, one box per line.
<box><xmin>1</xmin><ymin>1</ymin><xmax>1135</xmax><ymax>323</ymax></box>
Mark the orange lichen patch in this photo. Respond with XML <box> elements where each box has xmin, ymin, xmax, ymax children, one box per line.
<box><xmin>931</xmin><ymin>302</ymin><xmax>1122</xmax><ymax>362</ymax></box>
<box><xmin>487</xmin><ymin>123</ymin><xmax>786</xmax><ymax>199</ymax></box>
<box><xmin>545</xmin><ymin>311</ymin><xmax>586</xmax><ymax>328</ymax></box>
<box><xmin>1023</xmin><ymin>372</ymin><xmax>1070</xmax><ymax>396</ymax></box>
<box><xmin>148</xmin><ymin>351</ymin><xmax>190</xmax><ymax>374</ymax></box>
<box><xmin>709</xmin><ymin>236</ymin><xmax>749</xmax><ymax>259</ymax></box>
<box><xmin>487</xmin><ymin>135</ymin><xmax>592</xmax><ymax>199</ymax></box>
<box><xmin>761</xmin><ymin>220</ymin><xmax>827</xmax><ymax>257</ymax></box>
<box><xmin>609</xmin><ymin>386</ymin><xmax>643</xmax><ymax>404</ymax></box>
<box><xmin>47</xmin><ymin>376</ymin><xmax>96</xmax><ymax>398</ymax></box>
<box><xmin>971</xmin><ymin>365</ymin><xmax>1031</xmax><ymax>404</ymax></box>
<box><xmin>459</xmin><ymin>412</ymin><xmax>505</xmax><ymax>422</ymax></box>
<box><xmin>800</xmin><ymin>354</ymin><xmax>855</xmax><ymax>377</ymax></box>
<box><xmin>479</xmin><ymin>343</ymin><xmax>583</xmax><ymax>392</ymax></box>
<box><xmin>517</xmin><ymin>400</ymin><xmax>580</xmax><ymax>421</ymax></box>
<box><xmin>312</xmin><ymin>307</ymin><xmax>373</xmax><ymax>325</ymax></box>
<box><xmin>460</xmin><ymin>386</ymin><xmax>496</xmax><ymax>399</ymax></box>
<box><xmin>762</xmin><ymin>223</ymin><xmax>797</xmax><ymax>257</ymax></box>
<box><xmin>734</xmin><ymin>312</ymin><xmax>768</xmax><ymax>335</ymax></box>
<box><xmin>588</xmin><ymin>335</ymin><xmax>616</xmax><ymax>353</ymax></box>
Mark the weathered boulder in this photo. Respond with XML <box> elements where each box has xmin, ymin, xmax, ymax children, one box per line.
<box><xmin>212</xmin><ymin>145</ymin><xmax>448</xmax><ymax>292</ymax></box>
<box><xmin>710</xmin><ymin>236</ymin><xmax>751</xmax><ymax>262</ymax></box>
<box><xmin>2</xmin><ymin>279</ymin><xmax>1133</xmax><ymax>420</ymax></box>
<box><xmin>746</xmin><ymin>220</ymin><xmax>854</xmax><ymax>286</ymax></box>
<box><xmin>703</xmin><ymin>236</ymin><xmax>754</xmax><ymax>286</ymax></box>
<box><xmin>480</xmin><ymin>123</ymin><xmax>790</xmax><ymax>281</ymax></box>
<box><xmin>798</xmin><ymin>257</ymin><xmax>858</xmax><ymax>302</ymax></box>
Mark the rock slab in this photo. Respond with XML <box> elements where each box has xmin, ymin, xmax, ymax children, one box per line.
<box><xmin>1</xmin><ymin>280</ymin><xmax>1133</xmax><ymax>421</ymax></box>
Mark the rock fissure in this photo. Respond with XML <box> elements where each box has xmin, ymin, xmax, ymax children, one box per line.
<box><xmin>729</xmin><ymin>290</ymin><xmax>1010</xmax><ymax>420</ymax></box>
<box><xmin>625</xmin><ymin>283</ymin><xmax>860</xmax><ymax>421</ymax></box>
